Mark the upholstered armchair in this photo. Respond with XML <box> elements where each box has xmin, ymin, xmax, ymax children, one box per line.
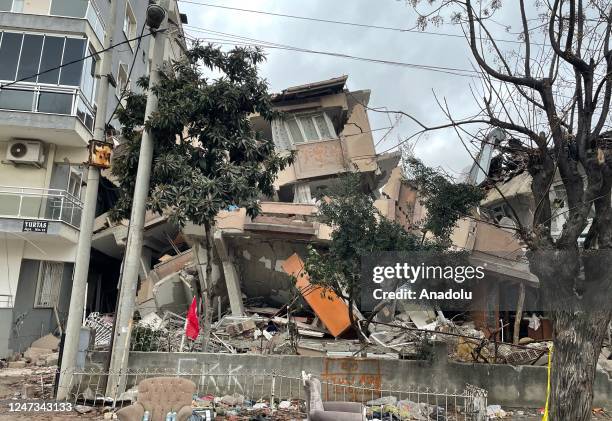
<box><xmin>116</xmin><ymin>377</ymin><xmax>195</xmax><ymax>421</ymax></box>
<box><xmin>302</xmin><ymin>372</ymin><xmax>366</xmax><ymax>421</ymax></box>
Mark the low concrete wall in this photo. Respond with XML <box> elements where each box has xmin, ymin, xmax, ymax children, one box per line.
<box><xmin>91</xmin><ymin>342</ymin><xmax>612</xmax><ymax>407</ymax></box>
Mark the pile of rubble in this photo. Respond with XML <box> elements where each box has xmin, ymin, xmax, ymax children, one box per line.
<box><xmin>0</xmin><ymin>366</ymin><xmax>57</xmax><ymax>400</ymax></box>
<box><xmin>194</xmin><ymin>393</ymin><xmax>305</xmax><ymax>420</ymax></box>
<box><xmin>3</xmin><ymin>333</ymin><xmax>60</xmax><ymax>369</ymax></box>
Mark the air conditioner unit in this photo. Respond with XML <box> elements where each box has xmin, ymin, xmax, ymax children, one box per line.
<box><xmin>6</xmin><ymin>139</ymin><xmax>45</xmax><ymax>165</ymax></box>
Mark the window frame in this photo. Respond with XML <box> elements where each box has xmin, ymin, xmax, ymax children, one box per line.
<box><xmin>123</xmin><ymin>0</ymin><xmax>137</xmax><ymax>50</ymax></box>
<box><xmin>34</xmin><ymin>261</ymin><xmax>64</xmax><ymax>309</ymax></box>
<box><xmin>116</xmin><ymin>61</ymin><xmax>129</xmax><ymax>104</ymax></box>
<box><xmin>281</xmin><ymin>112</ymin><xmax>337</xmax><ymax>145</ymax></box>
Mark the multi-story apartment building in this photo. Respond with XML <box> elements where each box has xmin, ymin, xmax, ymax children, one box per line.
<box><xmin>0</xmin><ymin>0</ymin><xmax>186</xmax><ymax>357</ymax></box>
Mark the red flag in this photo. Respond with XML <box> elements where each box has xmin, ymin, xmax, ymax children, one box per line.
<box><xmin>185</xmin><ymin>297</ymin><xmax>200</xmax><ymax>340</ymax></box>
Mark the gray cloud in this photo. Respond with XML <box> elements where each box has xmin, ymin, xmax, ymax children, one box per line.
<box><xmin>179</xmin><ymin>0</ymin><xmax>529</xmax><ymax>176</ymax></box>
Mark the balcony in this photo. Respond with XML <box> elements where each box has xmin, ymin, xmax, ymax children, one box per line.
<box><xmin>0</xmin><ymin>83</ymin><xmax>96</xmax><ymax>143</ymax></box>
<box><xmin>0</xmin><ymin>27</ymin><xmax>98</xmax><ymax>146</ymax></box>
<box><xmin>0</xmin><ymin>186</ymin><xmax>83</xmax><ymax>229</ymax></box>
<box><xmin>0</xmin><ymin>0</ymin><xmax>105</xmax><ymax>46</ymax></box>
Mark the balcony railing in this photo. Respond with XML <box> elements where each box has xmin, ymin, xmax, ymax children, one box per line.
<box><xmin>0</xmin><ymin>84</ymin><xmax>96</xmax><ymax>132</ymax></box>
<box><xmin>0</xmin><ymin>186</ymin><xmax>83</xmax><ymax>229</ymax></box>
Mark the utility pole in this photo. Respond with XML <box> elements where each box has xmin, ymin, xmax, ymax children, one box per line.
<box><xmin>106</xmin><ymin>1</ymin><xmax>168</xmax><ymax>399</ymax></box>
<box><xmin>56</xmin><ymin>0</ymin><xmax>118</xmax><ymax>401</ymax></box>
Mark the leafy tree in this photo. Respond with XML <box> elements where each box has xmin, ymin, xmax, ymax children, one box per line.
<box><xmin>401</xmin><ymin>1</ymin><xmax>612</xmax><ymax>418</ymax></box>
<box><xmin>304</xmin><ymin>173</ymin><xmax>479</xmax><ymax>348</ymax></box>
<box><xmin>404</xmin><ymin>157</ymin><xmax>485</xmax><ymax>241</ymax></box>
<box><xmin>111</xmin><ymin>44</ymin><xmax>292</xmax><ymax>341</ymax></box>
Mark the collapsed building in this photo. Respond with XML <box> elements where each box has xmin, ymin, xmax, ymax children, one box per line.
<box><xmin>66</xmin><ymin>77</ymin><xmax>608</xmax><ymax>376</ymax></box>
<box><xmin>87</xmin><ymin>75</ymin><xmax>399</xmax><ymax>340</ymax></box>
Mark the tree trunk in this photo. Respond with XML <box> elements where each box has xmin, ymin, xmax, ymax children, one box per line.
<box><xmin>548</xmin><ymin>309</ymin><xmax>610</xmax><ymax>420</ymax></box>
<box><xmin>513</xmin><ymin>282</ymin><xmax>525</xmax><ymax>345</ymax></box>
<box><xmin>529</xmin><ymin>249</ymin><xmax>612</xmax><ymax>421</ymax></box>
<box><xmin>201</xmin><ymin>220</ymin><xmax>214</xmax><ymax>351</ymax></box>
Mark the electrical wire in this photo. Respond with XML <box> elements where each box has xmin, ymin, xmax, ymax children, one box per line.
<box><xmin>182</xmin><ymin>27</ymin><xmax>481</xmax><ymax>79</ymax></box>
<box><xmin>178</xmin><ymin>0</ymin><xmax>546</xmax><ymax>46</ymax></box>
<box><xmin>106</xmin><ymin>22</ymin><xmax>148</xmax><ymax>126</ymax></box>
<box><xmin>0</xmin><ymin>30</ymin><xmax>164</xmax><ymax>91</ymax></box>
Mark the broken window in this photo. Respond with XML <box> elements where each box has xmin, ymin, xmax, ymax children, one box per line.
<box><xmin>35</xmin><ymin>262</ymin><xmax>64</xmax><ymax>308</ymax></box>
<box><xmin>272</xmin><ymin>112</ymin><xmax>337</xmax><ymax>149</ymax></box>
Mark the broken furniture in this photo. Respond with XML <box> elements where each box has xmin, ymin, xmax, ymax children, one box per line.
<box><xmin>116</xmin><ymin>377</ymin><xmax>196</xmax><ymax>421</ymax></box>
<box><xmin>303</xmin><ymin>373</ymin><xmax>366</xmax><ymax>421</ymax></box>
<box><xmin>283</xmin><ymin>253</ymin><xmax>353</xmax><ymax>337</ymax></box>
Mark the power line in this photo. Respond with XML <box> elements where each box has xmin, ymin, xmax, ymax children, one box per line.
<box><xmin>183</xmin><ymin>26</ymin><xmax>482</xmax><ymax>79</ymax></box>
<box><xmin>0</xmin><ymin>30</ymin><xmax>163</xmax><ymax>91</ymax></box>
<box><xmin>178</xmin><ymin>0</ymin><xmax>538</xmax><ymax>46</ymax></box>
<box><xmin>106</xmin><ymin>22</ymin><xmax>148</xmax><ymax>126</ymax></box>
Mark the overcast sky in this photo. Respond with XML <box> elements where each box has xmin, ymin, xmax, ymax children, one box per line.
<box><xmin>177</xmin><ymin>0</ymin><xmax>527</xmax><ymax>176</ymax></box>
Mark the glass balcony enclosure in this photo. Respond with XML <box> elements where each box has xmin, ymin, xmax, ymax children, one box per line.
<box><xmin>0</xmin><ymin>186</ymin><xmax>83</xmax><ymax>228</ymax></box>
<box><xmin>0</xmin><ymin>0</ymin><xmax>105</xmax><ymax>44</ymax></box>
<box><xmin>0</xmin><ymin>30</ymin><xmax>97</xmax><ymax>132</ymax></box>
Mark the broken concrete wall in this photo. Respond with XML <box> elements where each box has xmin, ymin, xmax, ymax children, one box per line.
<box><xmin>96</xmin><ymin>342</ymin><xmax>612</xmax><ymax>407</ymax></box>
<box><xmin>10</xmin><ymin>260</ymin><xmax>73</xmax><ymax>353</ymax></box>
<box><xmin>230</xmin><ymin>237</ymin><xmax>308</xmax><ymax>306</ymax></box>
<box><xmin>151</xmin><ymin>273</ymin><xmax>193</xmax><ymax>314</ymax></box>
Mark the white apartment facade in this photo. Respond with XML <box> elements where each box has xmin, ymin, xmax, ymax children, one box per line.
<box><xmin>0</xmin><ymin>0</ymin><xmax>187</xmax><ymax>356</ymax></box>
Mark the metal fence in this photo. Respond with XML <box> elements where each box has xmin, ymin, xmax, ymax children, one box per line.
<box><xmin>48</xmin><ymin>368</ymin><xmax>486</xmax><ymax>420</ymax></box>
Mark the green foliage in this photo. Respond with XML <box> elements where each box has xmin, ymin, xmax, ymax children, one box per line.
<box><xmin>110</xmin><ymin>44</ymin><xmax>293</xmax><ymax>226</ymax></box>
<box><xmin>403</xmin><ymin>157</ymin><xmax>485</xmax><ymax>240</ymax></box>
<box><xmin>304</xmin><ymin>174</ymin><xmax>441</xmax><ymax>302</ymax></box>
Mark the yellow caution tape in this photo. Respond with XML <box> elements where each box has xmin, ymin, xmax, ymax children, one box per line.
<box><xmin>542</xmin><ymin>343</ymin><xmax>553</xmax><ymax>421</ymax></box>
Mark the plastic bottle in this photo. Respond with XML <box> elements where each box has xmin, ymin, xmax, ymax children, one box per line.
<box><xmin>165</xmin><ymin>411</ymin><xmax>172</xmax><ymax>421</ymax></box>
<box><xmin>142</xmin><ymin>411</ymin><xmax>150</xmax><ymax>421</ymax></box>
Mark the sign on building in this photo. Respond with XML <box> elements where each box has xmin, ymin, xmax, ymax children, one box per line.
<box><xmin>22</xmin><ymin>220</ymin><xmax>48</xmax><ymax>233</ymax></box>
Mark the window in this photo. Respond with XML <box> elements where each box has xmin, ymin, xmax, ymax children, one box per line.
<box><xmin>38</xmin><ymin>36</ymin><xmax>65</xmax><ymax>84</ymax></box>
<box><xmin>0</xmin><ymin>32</ymin><xmax>23</xmax><ymax>81</ymax></box>
<box><xmin>35</xmin><ymin>262</ymin><xmax>64</xmax><ymax>308</ymax></box>
<box><xmin>17</xmin><ymin>34</ymin><xmax>44</xmax><ymax>82</ymax></box>
<box><xmin>59</xmin><ymin>37</ymin><xmax>86</xmax><ymax>85</ymax></box>
<box><xmin>80</xmin><ymin>49</ymin><xmax>97</xmax><ymax>103</ymax></box>
<box><xmin>0</xmin><ymin>88</ymin><xmax>34</xmax><ymax>111</ymax></box>
<box><xmin>38</xmin><ymin>92</ymin><xmax>72</xmax><ymax>114</ymax></box>
<box><xmin>271</xmin><ymin>112</ymin><xmax>337</xmax><ymax>150</ymax></box>
<box><xmin>67</xmin><ymin>167</ymin><xmax>83</xmax><ymax>198</ymax></box>
<box><xmin>50</xmin><ymin>0</ymin><xmax>89</xmax><ymax>18</ymax></box>
<box><xmin>123</xmin><ymin>1</ymin><xmax>137</xmax><ymax>48</ymax></box>
<box><xmin>0</xmin><ymin>31</ymin><xmax>86</xmax><ymax>86</ymax></box>
<box><xmin>0</xmin><ymin>0</ymin><xmax>23</xmax><ymax>12</ymax></box>
<box><xmin>0</xmin><ymin>0</ymin><xmax>12</xmax><ymax>12</ymax></box>
<box><xmin>116</xmin><ymin>62</ymin><xmax>129</xmax><ymax>103</ymax></box>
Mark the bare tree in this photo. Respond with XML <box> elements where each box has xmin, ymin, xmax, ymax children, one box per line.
<box><xmin>398</xmin><ymin>1</ymin><xmax>612</xmax><ymax>419</ymax></box>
